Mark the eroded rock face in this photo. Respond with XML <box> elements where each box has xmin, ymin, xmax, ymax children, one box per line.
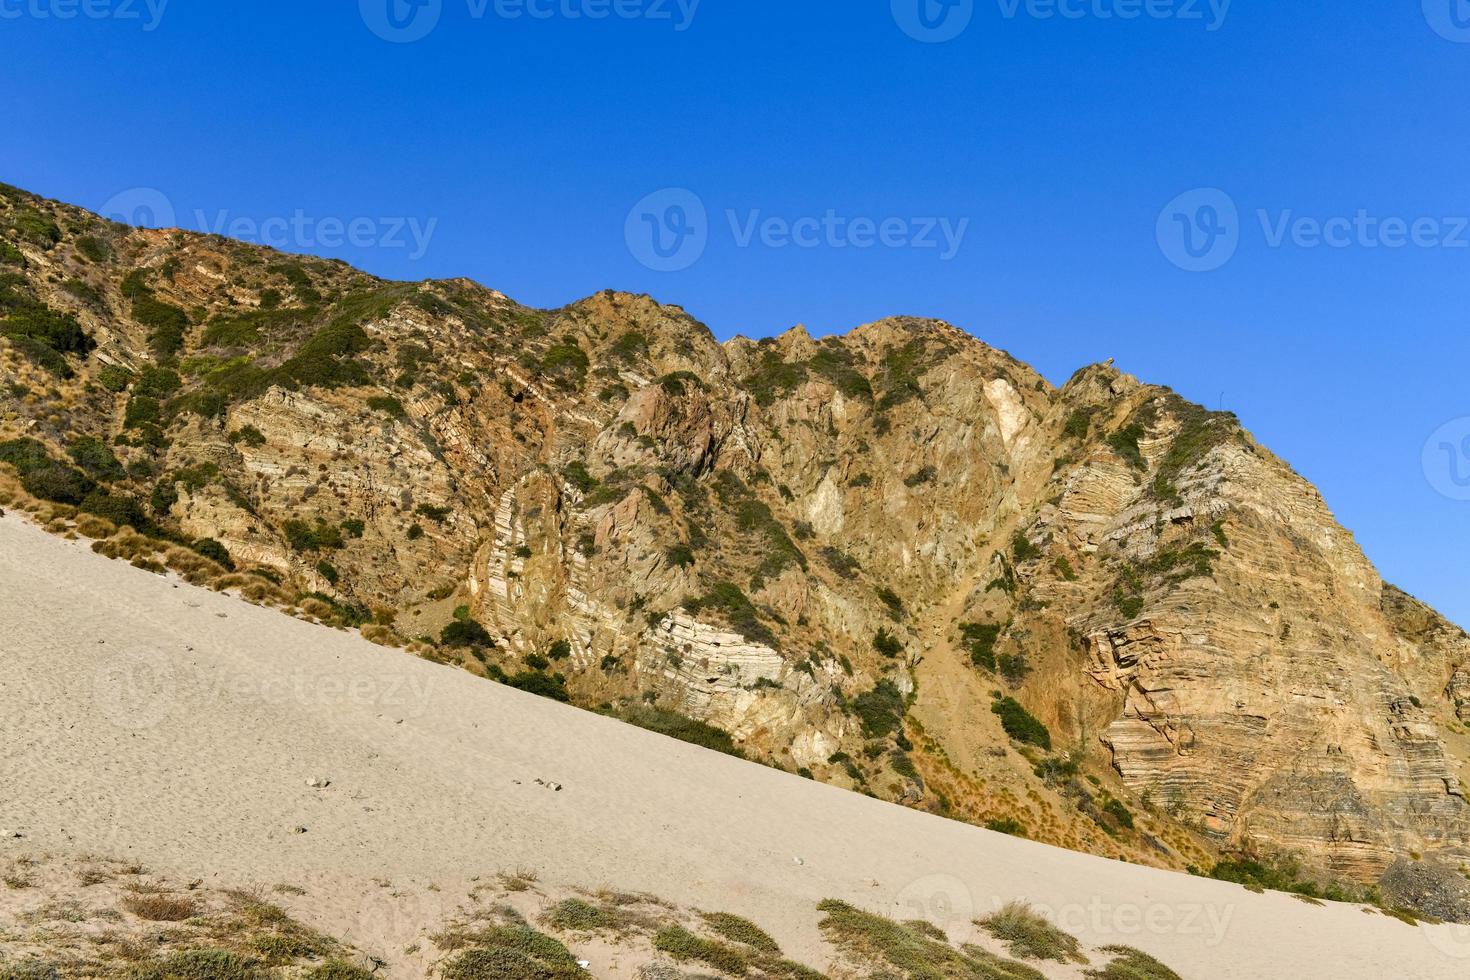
<box><xmin>3</xmin><ymin>185</ymin><xmax>1469</xmax><ymax>888</ymax></box>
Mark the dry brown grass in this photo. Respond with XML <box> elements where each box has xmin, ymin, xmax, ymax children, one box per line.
<box><xmin>120</xmin><ymin>892</ymin><xmax>200</xmax><ymax>922</ymax></box>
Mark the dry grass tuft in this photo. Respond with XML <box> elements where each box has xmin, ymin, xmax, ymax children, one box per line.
<box><xmin>121</xmin><ymin>893</ymin><xmax>200</xmax><ymax>922</ymax></box>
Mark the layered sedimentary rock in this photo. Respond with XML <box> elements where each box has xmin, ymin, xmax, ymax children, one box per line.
<box><xmin>2</xmin><ymin>183</ymin><xmax>1468</xmax><ymax>892</ymax></box>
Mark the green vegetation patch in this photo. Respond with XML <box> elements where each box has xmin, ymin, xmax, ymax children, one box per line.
<box><xmin>991</xmin><ymin>697</ymin><xmax>1051</xmax><ymax>750</ymax></box>
<box><xmin>686</xmin><ymin>581</ymin><xmax>777</xmax><ymax>647</ymax></box>
<box><xmin>612</xmin><ymin>704</ymin><xmax>747</xmax><ymax>759</ymax></box>
<box><xmin>852</xmin><ymin>680</ymin><xmax>906</xmax><ymax>739</ymax></box>
<box><xmin>818</xmin><ymin>899</ymin><xmax>1044</xmax><ymax>980</ymax></box>
<box><xmin>1083</xmin><ymin>945</ymin><xmax>1183</xmax><ymax>980</ymax></box>
<box><xmin>978</xmin><ymin>901</ymin><xmax>1085</xmax><ymax>963</ymax></box>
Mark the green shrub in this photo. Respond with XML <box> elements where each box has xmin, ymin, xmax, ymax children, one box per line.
<box><xmin>658</xmin><ymin>371</ymin><xmax>702</xmax><ymax>393</ymax></box>
<box><xmin>686</xmin><ymin>581</ymin><xmax>776</xmax><ymax>647</ymax></box>
<box><xmin>134</xmin><ymin>367</ymin><xmax>182</xmax><ymax>399</ymax></box>
<box><xmin>547</xmin><ymin>898</ymin><xmax>618</xmax><ymax>932</ymax></box>
<box><xmin>876</xmin><ymin>587</ymin><xmax>905</xmax><ymax>621</ymax></box>
<box><xmin>852</xmin><ymin>681</ymin><xmax>906</xmax><ymax>738</ymax></box>
<box><xmin>75</xmin><ymin>235</ymin><xmax>111</xmax><ymax>263</ymax></box>
<box><xmin>991</xmin><ymin>697</ymin><xmax>1051</xmax><ymax>749</ymax></box>
<box><xmin>1084</xmin><ymin>945</ymin><xmax>1183</xmax><ymax>980</ymax></box>
<box><xmin>1063</xmin><ymin>408</ymin><xmax>1093</xmax><ymax>439</ymax></box>
<box><xmin>283</xmin><ymin>519</ymin><xmax>344</xmax><ymax>552</ymax></box>
<box><xmin>132</xmin><ymin>296</ymin><xmax>190</xmax><ymax>360</ymax></box>
<box><xmin>22</xmin><ymin>463</ymin><xmax>95</xmax><ymax>505</ymax></box>
<box><xmin>985</xmin><ymin>817</ymin><xmax>1027</xmax><ymax>837</ymax></box>
<box><xmin>746</xmin><ymin>350</ymin><xmax>807</xmax><ymax>406</ymax></box>
<box><xmin>808</xmin><ymin>346</ymin><xmax>872</xmax><ymax>400</ymax></box>
<box><xmin>11</xmin><ymin>209</ymin><xmax>60</xmax><ymax>249</ymax></box>
<box><xmin>614</xmin><ymin>704</ymin><xmax>746</xmax><ymax>758</ymax></box>
<box><xmin>0</xmin><ymin>438</ymin><xmax>51</xmax><ymax>475</ymax></box>
<box><xmin>507</xmin><ymin>671</ymin><xmax>570</xmax><ymax>702</ymax></box>
<box><xmin>978</xmin><ymin>901</ymin><xmax>1084</xmax><ymax>963</ymax></box>
<box><xmin>441</xmin><ymin>619</ymin><xmax>493</xmax><ymax>648</ymax></box>
<box><xmin>960</xmin><ymin>622</ymin><xmax>1002</xmax><ymax>672</ymax></box>
<box><xmin>191</xmin><ymin>538</ymin><xmax>234</xmax><ymax>570</ymax></box>
<box><xmin>653</xmin><ymin>925</ymin><xmax>750</xmax><ymax>975</ymax></box>
<box><xmin>315</xmin><ymin>560</ymin><xmax>340</xmax><ymax>586</ymax></box>
<box><xmin>1011</xmin><ymin>532</ymin><xmax>1040</xmax><ymax>562</ymax></box>
<box><xmin>1103</xmin><ymin>798</ymin><xmax>1134</xmax><ymax>830</ymax></box>
<box><xmin>699</xmin><ymin>913</ymin><xmax>780</xmax><ymax>954</ymax></box>
<box><xmin>407</xmin><ymin>524</ymin><xmax>424</xmax><ymax>540</ymax></box>
<box><xmin>415</xmin><ymin>503</ymin><xmax>451</xmax><ymax>523</ymax></box>
<box><xmin>95</xmin><ymin>363</ymin><xmax>133</xmax><ymax>391</ymax></box>
<box><xmin>903</xmin><ymin>465</ymin><xmax>937</xmax><ymax>488</ymax></box>
<box><xmin>818</xmin><ymin>899</ymin><xmax>1043</xmax><ymax>980</ymax></box>
<box><xmin>228</xmin><ymin>425</ymin><xmax>267</xmax><ymax>447</ymax></box>
<box><xmin>340</xmin><ymin>518</ymin><xmax>365</xmax><ymax>538</ymax></box>
<box><xmin>540</xmin><ymin>341</ymin><xmax>589</xmax><ymax>385</ymax></box>
<box><xmin>367</xmin><ymin>395</ymin><xmax>406</xmax><ymax>420</ymax></box>
<box><xmin>79</xmin><ymin>491</ymin><xmax>148</xmax><ymax>529</ymax></box>
<box><xmin>546</xmin><ymin>639</ymin><xmax>571</xmax><ymax>661</ymax></box>
<box><xmin>64</xmin><ymin>436</ymin><xmax>124</xmax><ymax>480</ymax></box>
<box><xmin>124</xmin><ymin>395</ymin><xmax>162</xmax><ymax>429</ymax></box>
<box><xmin>438</xmin><ymin>924</ymin><xmax>583</xmax><ymax>980</ymax></box>
<box><xmin>873</xmin><ymin>628</ymin><xmax>904</xmax><ymax>659</ymax></box>
<box><xmin>666</xmin><ymin>544</ymin><xmax>695</xmax><ymax>568</ymax></box>
<box><xmin>561</xmin><ymin>461</ymin><xmax>597</xmax><ymax>493</ymax></box>
<box><xmin>1107</xmin><ymin>424</ymin><xmax>1146</xmax><ymax>470</ymax></box>
<box><xmin>304</xmin><ymin>962</ymin><xmax>374</xmax><ymax>980</ymax></box>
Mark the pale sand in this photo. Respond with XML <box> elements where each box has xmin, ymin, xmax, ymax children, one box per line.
<box><xmin>3</xmin><ymin>510</ymin><xmax>1469</xmax><ymax>979</ymax></box>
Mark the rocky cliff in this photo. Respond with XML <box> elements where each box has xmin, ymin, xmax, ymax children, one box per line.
<box><xmin>3</xmin><ymin>182</ymin><xmax>1467</xmax><ymax>903</ymax></box>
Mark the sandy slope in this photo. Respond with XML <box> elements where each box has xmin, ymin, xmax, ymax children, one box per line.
<box><xmin>3</xmin><ymin>512</ymin><xmax>1469</xmax><ymax>979</ymax></box>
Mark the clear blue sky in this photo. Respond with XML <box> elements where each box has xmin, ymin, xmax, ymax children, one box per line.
<box><xmin>4</xmin><ymin>1</ymin><xmax>1469</xmax><ymax>624</ymax></box>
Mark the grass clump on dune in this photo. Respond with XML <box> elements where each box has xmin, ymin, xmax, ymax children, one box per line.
<box><xmin>818</xmin><ymin>899</ymin><xmax>1044</xmax><ymax>980</ymax></box>
<box><xmin>125</xmin><ymin>950</ymin><xmax>263</xmax><ymax>980</ymax></box>
<box><xmin>699</xmin><ymin>912</ymin><xmax>781</xmax><ymax>954</ymax></box>
<box><xmin>653</xmin><ymin>925</ymin><xmax>751</xmax><ymax>975</ymax></box>
<box><xmin>1084</xmin><ymin>945</ymin><xmax>1183</xmax><ymax>980</ymax></box>
<box><xmin>977</xmin><ymin>901</ymin><xmax>1086</xmax><ymax>964</ymax></box>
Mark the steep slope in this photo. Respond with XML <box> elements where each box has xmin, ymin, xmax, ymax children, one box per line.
<box><xmin>6</xmin><ymin>512</ymin><xmax>1470</xmax><ymax>980</ymax></box>
<box><xmin>2</xmin><ymin>182</ymin><xmax>1469</xmax><ymax>905</ymax></box>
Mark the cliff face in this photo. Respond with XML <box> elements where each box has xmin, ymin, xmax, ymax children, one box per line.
<box><xmin>3</xmin><ymin>183</ymin><xmax>1468</xmax><ymax>892</ymax></box>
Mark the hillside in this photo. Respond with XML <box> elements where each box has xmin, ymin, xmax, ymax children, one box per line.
<box><xmin>3</xmin><ymin>181</ymin><xmax>1470</xmax><ymax>914</ymax></box>
<box><xmin>6</xmin><ymin>512</ymin><xmax>1470</xmax><ymax>980</ymax></box>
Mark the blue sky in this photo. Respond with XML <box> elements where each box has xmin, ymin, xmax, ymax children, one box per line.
<box><xmin>4</xmin><ymin>1</ymin><xmax>1470</xmax><ymax>624</ymax></box>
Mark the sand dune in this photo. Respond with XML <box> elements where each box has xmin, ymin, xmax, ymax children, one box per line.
<box><xmin>3</xmin><ymin>510</ymin><xmax>1468</xmax><ymax>978</ymax></box>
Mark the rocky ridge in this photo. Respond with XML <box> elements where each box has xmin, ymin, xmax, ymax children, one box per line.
<box><xmin>2</xmin><ymin>183</ymin><xmax>1468</xmax><ymax>906</ymax></box>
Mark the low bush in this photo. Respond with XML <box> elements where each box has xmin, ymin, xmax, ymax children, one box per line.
<box><xmin>991</xmin><ymin>697</ymin><xmax>1051</xmax><ymax>750</ymax></box>
<box><xmin>978</xmin><ymin>901</ymin><xmax>1085</xmax><ymax>963</ymax></box>
<box><xmin>441</xmin><ymin>619</ymin><xmax>492</xmax><ymax>648</ymax></box>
